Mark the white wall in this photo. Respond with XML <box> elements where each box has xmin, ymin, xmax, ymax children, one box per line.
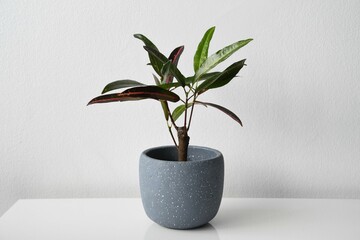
<box><xmin>1</xmin><ymin>0</ymin><xmax>360</xmax><ymax>216</ymax></box>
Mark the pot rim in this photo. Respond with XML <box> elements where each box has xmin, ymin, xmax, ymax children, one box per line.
<box><xmin>141</xmin><ymin>145</ymin><xmax>222</xmax><ymax>163</ymax></box>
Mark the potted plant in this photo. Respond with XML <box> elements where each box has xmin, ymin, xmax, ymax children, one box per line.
<box><xmin>88</xmin><ymin>26</ymin><xmax>252</xmax><ymax>229</ymax></box>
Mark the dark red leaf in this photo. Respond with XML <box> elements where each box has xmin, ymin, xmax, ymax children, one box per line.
<box><xmin>143</xmin><ymin>46</ymin><xmax>186</xmax><ymax>87</ymax></box>
<box><xmin>195</xmin><ymin>101</ymin><xmax>243</xmax><ymax>126</ymax></box>
<box><xmin>88</xmin><ymin>86</ymin><xmax>180</xmax><ymax>105</ymax></box>
<box><xmin>166</xmin><ymin>46</ymin><xmax>184</xmax><ymax>83</ymax></box>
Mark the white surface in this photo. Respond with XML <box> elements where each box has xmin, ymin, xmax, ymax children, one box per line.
<box><xmin>1</xmin><ymin>198</ymin><xmax>360</xmax><ymax>240</ymax></box>
<box><xmin>1</xmin><ymin>0</ymin><xmax>360</xmax><ymax>216</ymax></box>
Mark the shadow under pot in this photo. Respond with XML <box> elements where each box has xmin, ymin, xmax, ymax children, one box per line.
<box><xmin>139</xmin><ymin>145</ymin><xmax>224</xmax><ymax>229</ymax></box>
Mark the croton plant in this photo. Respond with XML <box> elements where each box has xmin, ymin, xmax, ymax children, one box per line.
<box><xmin>88</xmin><ymin>27</ymin><xmax>252</xmax><ymax>161</ymax></box>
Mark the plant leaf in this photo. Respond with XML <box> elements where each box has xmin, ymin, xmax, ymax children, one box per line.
<box><xmin>172</xmin><ymin>104</ymin><xmax>188</xmax><ymax>122</ymax></box>
<box><xmin>160</xmin><ymin>101</ymin><xmax>169</xmax><ymax>120</ymax></box>
<box><xmin>185</xmin><ymin>76</ymin><xmax>194</xmax><ymax>85</ymax></box>
<box><xmin>153</xmin><ymin>74</ymin><xmax>180</xmax><ymax>89</ymax></box>
<box><xmin>185</xmin><ymin>72</ymin><xmax>220</xmax><ymax>85</ymax></box>
<box><xmin>168</xmin><ymin>46</ymin><xmax>185</xmax><ymax>65</ymax></box>
<box><xmin>166</xmin><ymin>46</ymin><xmax>184</xmax><ymax>84</ymax></box>
<box><xmin>194</xmin><ymin>38</ymin><xmax>252</xmax><ymax>80</ymax></box>
<box><xmin>102</xmin><ymin>80</ymin><xmax>145</xmax><ymax>94</ymax></box>
<box><xmin>199</xmin><ymin>71</ymin><xmax>221</xmax><ymax>81</ymax></box>
<box><xmin>144</xmin><ymin>46</ymin><xmax>186</xmax><ymax>87</ymax></box>
<box><xmin>153</xmin><ymin>74</ymin><xmax>169</xmax><ymax>120</ymax></box>
<box><xmin>152</xmin><ymin>74</ymin><xmax>161</xmax><ymax>85</ymax></box>
<box><xmin>194</xmin><ymin>26</ymin><xmax>215</xmax><ymax>72</ymax></box>
<box><xmin>161</xmin><ymin>60</ymin><xmax>172</xmax><ymax>84</ymax></box>
<box><xmin>159</xmin><ymin>82</ymin><xmax>181</xmax><ymax>90</ymax></box>
<box><xmin>133</xmin><ymin>34</ymin><xmax>158</xmax><ymax>50</ymax></box>
<box><xmin>172</xmin><ymin>105</ymin><xmax>185</xmax><ymax>122</ymax></box>
<box><xmin>196</xmin><ymin>59</ymin><xmax>246</xmax><ymax>94</ymax></box>
<box><xmin>134</xmin><ymin>34</ymin><xmax>163</xmax><ymax>77</ymax></box>
<box><xmin>88</xmin><ymin>86</ymin><xmax>180</xmax><ymax>105</ymax></box>
<box><xmin>195</xmin><ymin>101</ymin><xmax>242</xmax><ymax>126</ymax></box>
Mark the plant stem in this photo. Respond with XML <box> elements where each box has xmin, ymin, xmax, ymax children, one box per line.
<box><xmin>177</xmin><ymin>126</ymin><xmax>189</xmax><ymax>161</ymax></box>
<box><xmin>184</xmin><ymin>92</ymin><xmax>189</xmax><ymax>127</ymax></box>
<box><xmin>187</xmin><ymin>94</ymin><xmax>197</xmax><ymax>130</ymax></box>
<box><xmin>177</xmin><ymin>88</ymin><xmax>190</xmax><ymax>161</ymax></box>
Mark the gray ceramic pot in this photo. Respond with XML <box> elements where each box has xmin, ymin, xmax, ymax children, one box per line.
<box><xmin>139</xmin><ymin>145</ymin><xmax>224</xmax><ymax>229</ymax></box>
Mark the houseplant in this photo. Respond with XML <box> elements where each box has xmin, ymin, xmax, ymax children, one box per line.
<box><xmin>88</xmin><ymin>26</ymin><xmax>252</xmax><ymax>229</ymax></box>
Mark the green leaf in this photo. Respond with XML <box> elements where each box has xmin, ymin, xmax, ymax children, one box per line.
<box><xmin>195</xmin><ymin>101</ymin><xmax>243</xmax><ymax>126</ymax></box>
<box><xmin>194</xmin><ymin>38</ymin><xmax>253</xmax><ymax>81</ymax></box>
<box><xmin>134</xmin><ymin>34</ymin><xmax>163</xmax><ymax>77</ymax></box>
<box><xmin>185</xmin><ymin>72</ymin><xmax>220</xmax><ymax>85</ymax></box>
<box><xmin>152</xmin><ymin>74</ymin><xmax>169</xmax><ymax>120</ymax></box>
<box><xmin>143</xmin><ymin>45</ymin><xmax>168</xmax><ymax>62</ymax></box>
<box><xmin>159</xmin><ymin>82</ymin><xmax>181</xmax><ymax>90</ymax></box>
<box><xmin>102</xmin><ymin>80</ymin><xmax>145</xmax><ymax>94</ymax></box>
<box><xmin>154</xmin><ymin>74</ymin><xmax>181</xmax><ymax>89</ymax></box>
<box><xmin>196</xmin><ymin>59</ymin><xmax>246</xmax><ymax>94</ymax></box>
<box><xmin>133</xmin><ymin>34</ymin><xmax>159</xmax><ymax>50</ymax></box>
<box><xmin>160</xmin><ymin>101</ymin><xmax>169</xmax><ymax>120</ymax></box>
<box><xmin>194</xmin><ymin>26</ymin><xmax>215</xmax><ymax>72</ymax></box>
<box><xmin>152</xmin><ymin>74</ymin><xmax>161</xmax><ymax>85</ymax></box>
<box><xmin>199</xmin><ymin>71</ymin><xmax>221</xmax><ymax>81</ymax></box>
<box><xmin>172</xmin><ymin>104</ymin><xmax>187</xmax><ymax>122</ymax></box>
<box><xmin>185</xmin><ymin>76</ymin><xmax>194</xmax><ymax>85</ymax></box>
<box><xmin>88</xmin><ymin>86</ymin><xmax>180</xmax><ymax>105</ymax></box>
<box><xmin>144</xmin><ymin>46</ymin><xmax>186</xmax><ymax>87</ymax></box>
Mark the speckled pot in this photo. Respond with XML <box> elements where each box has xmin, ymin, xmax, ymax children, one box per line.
<box><xmin>139</xmin><ymin>145</ymin><xmax>224</xmax><ymax>229</ymax></box>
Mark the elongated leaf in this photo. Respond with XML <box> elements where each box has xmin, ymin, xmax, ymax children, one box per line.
<box><xmin>152</xmin><ymin>74</ymin><xmax>161</xmax><ymax>85</ymax></box>
<box><xmin>144</xmin><ymin>46</ymin><xmax>186</xmax><ymax>87</ymax></box>
<box><xmin>207</xmin><ymin>60</ymin><xmax>245</xmax><ymax>89</ymax></box>
<box><xmin>172</xmin><ymin>105</ymin><xmax>186</xmax><ymax>122</ymax></box>
<box><xmin>134</xmin><ymin>34</ymin><xmax>163</xmax><ymax>76</ymax></box>
<box><xmin>159</xmin><ymin>82</ymin><xmax>181</xmax><ymax>90</ymax></box>
<box><xmin>160</xmin><ymin>101</ymin><xmax>169</xmax><ymax>120</ymax></box>
<box><xmin>194</xmin><ymin>38</ymin><xmax>253</xmax><ymax>80</ymax></box>
<box><xmin>154</xmin><ymin>74</ymin><xmax>181</xmax><ymax>89</ymax></box>
<box><xmin>153</xmin><ymin>74</ymin><xmax>169</xmax><ymax>120</ymax></box>
<box><xmin>102</xmin><ymin>80</ymin><xmax>145</xmax><ymax>94</ymax></box>
<box><xmin>161</xmin><ymin>60</ymin><xmax>172</xmax><ymax>84</ymax></box>
<box><xmin>168</xmin><ymin>46</ymin><xmax>184</xmax><ymax>65</ymax></box>
<box><xmin>196</xmin><ymin>59</ymin><xmax>246</xmax><ymax>93</ymax></box>
<box><xmin>166</xmin><ymin>46</ymin><xmax>184</xmax><ymax>83</ymax></box>
<box><xmin>195</xmin><ymin>101</ymin><xmax>242</xmax><ymax>126</ymax></box>
<box><xmin>199</xmin><ymin>71</ymin><xmax>221</xmax><ymax>81</ymax></box>
<box><xmin>88</xmin><ymin>86</ymin><xmax>180</xmax><ymax>105</ymax></box>
<box><xmin>194</xmin><ymin>26</ymin><xmax>215</xmax><ymax>72</ymax></box>
<box><xmin>133</xmin><ymin>34</ymin><xmax>158</xmax><ymax>50</ymax></box>
<box><xmin>185</xmin><ymin>76</ymin><xmax>194</xmax><ymax>85</ymax></box>
<box><xmin>185</xmin><ymin>72</ymin><xmax>220</xmax><ymax>85</ymax></box>
<box><xmin>143</xmin><ymin>45</ymin><xmax>168</xmax><ymax>62</ymax></box>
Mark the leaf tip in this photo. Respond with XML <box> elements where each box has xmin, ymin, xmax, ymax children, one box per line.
<box><xmin>87</xmin><ymin>99</ymin><xmax>94</xmax><ymax>106</ymax></box>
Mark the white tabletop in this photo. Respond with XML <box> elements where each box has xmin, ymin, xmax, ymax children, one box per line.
<box><xmin>0</xmin><ymin>198</ymin><xmax>359</xmax><ymax>240</ymax></box>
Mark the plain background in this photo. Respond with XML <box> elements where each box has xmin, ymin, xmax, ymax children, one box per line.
<box><xmin>1</xmin><ymin>0</ymin><xmax>360</xmax><ymax>216</ymax></box>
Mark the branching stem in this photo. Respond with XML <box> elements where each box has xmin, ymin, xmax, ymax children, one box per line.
<box><xmin>187</xmin><ymin>100</ymin><xmax>196</xmax><ymax>130</ymax></box>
